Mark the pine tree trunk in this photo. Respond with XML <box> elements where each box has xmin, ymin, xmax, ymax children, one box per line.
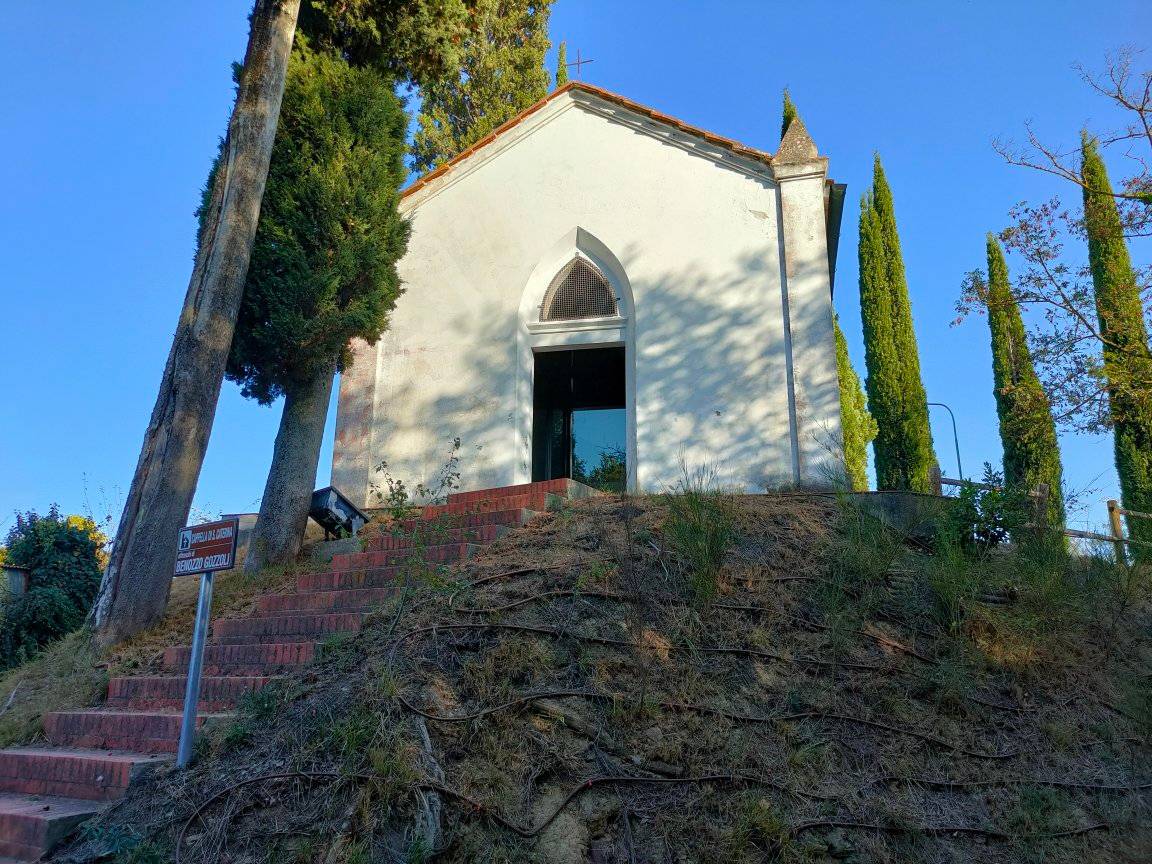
<box><xmin>245</xmin><ymin>362</ymin><xmax>336</xmax><ymax>574</ymax></box>
<box><xmin>91</xmin><ymin>0</ymin><xmax>301</xmax><ymax>647</ymax></box>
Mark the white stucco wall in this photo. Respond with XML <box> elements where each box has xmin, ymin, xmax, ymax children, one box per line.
<box><xmin>333</xmin><ymin>89</ymin><xmax>843</xmax><ymax>505</ymax></box>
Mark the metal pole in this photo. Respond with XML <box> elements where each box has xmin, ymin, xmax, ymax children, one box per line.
<box><xmin>927</xmin><ymin>402</ymin><xmax>963</xmax><ymax>480</ymax></box>
<box><xmin>177</xmin><ymin>570</ymin><xmax>214</xmax><ymax>768</ymax></box>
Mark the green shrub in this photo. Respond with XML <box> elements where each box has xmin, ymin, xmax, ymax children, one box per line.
<box><xmin>944</xmin><ymin>464</ymin><xmax>1030</xmax><ymax>557</ymax></box>
<box><xmin>1</xmin><ymin>506</ymin><xmax>106</xmax><ymax>668</ymax></box>
<box><xmin>662</xmin><ymin>465</ymin><xmax>735</xmax><ymax>600</ymax></box>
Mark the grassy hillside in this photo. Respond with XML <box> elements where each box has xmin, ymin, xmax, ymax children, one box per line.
<box><xmin>0</xmin><ymin>560</ymin><xmax>302</xmax><ymax>749</ymax></box>
<box><xmin>51</xmin><ymin>493</ymin><xmax>1151</xmax><ymax>864</ymax></box>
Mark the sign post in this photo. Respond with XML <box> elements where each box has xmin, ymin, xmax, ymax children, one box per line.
<box><xmin>173</xmin><ymin>517</ymin><xmax>239</xmax><ymax>768</ymax></box>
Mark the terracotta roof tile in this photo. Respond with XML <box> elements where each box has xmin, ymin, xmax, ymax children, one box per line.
<box><xmin>402</xmin><ymin>81</ymin><xmax>775</xmax><ymax>200</ymax></box>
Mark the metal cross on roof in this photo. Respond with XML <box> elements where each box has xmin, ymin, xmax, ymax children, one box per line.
<box><xmin>566</xmin><ymin>48</ymin><xmax>594</xmax><ymax>79</ymax></box>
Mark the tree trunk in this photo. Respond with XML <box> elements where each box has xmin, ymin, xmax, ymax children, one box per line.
<box><xmin>245</xmin><ymin>361</ymin><xmax>336</xmax><ymax>573</ymax></box>
<box><xmin>91</xmin><ymin>0</ymin><xmax>302</xmax><ymax>647</ymax></box>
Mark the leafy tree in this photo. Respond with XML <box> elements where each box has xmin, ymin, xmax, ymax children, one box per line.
<box><xmin>966</xmin><ymin>50</ymin><xmax>1151</xmax><ymax>436</ymax></box>
<box><xmin>95</xmin><ymin>0</ymin><xmax>474</xmax><ymax>646</ymax></box>
<box><xmin>574</xmin><ymin>447</ymin><xmax>626</xmax><ymax>493</ymax></box>
<box><xmin>834</xmin><ymin>316</ymin><xmax>877</xmax><ymax>491</ymax></box>
<box><xmin>858</xmin><ymin>156</ymin><xmax>936</xmax><ymax>492</ymax></box>
<box><xmin>227</xmin><ymin>40</ymin><xmax>410</xmax><ymax>571</ymax></box>
<box><xmin>971</xmin><ymin>235</ymin><xmax>1066</xmax><ymax>528</ymax></box>
<box><xmin>555</xmin><ymin>40</ymin><xmax>568</xmax><ymax>87</ymax></box>
<box><xmin>1082</xmin><ymin>135</ymin><xmax>1152</xmax><ymax>558</ymax></box>
<box><xmin>411</xmin><ymin>0</ymin><xmax>553</xmax><ymax>173</ymax></box>
<box><xmin>3</xmin><ymin>508</ymin><xmax>106</xmax><ymax>668</ymax></box>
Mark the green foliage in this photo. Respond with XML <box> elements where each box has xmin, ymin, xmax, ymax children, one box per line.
<box><xmin>780</xmin><ymin>88</ymin><xmax>797</xmax><ymax>141</ymax></box>
<box><xmin>371</xmin><ymin>437</ymin><xmax>463</xmax><ymax>518</ymax></box>
<box><xmin>410</xmin><ymin>0</ymin><xmax>553</xmax><ymax>172</ymax></box>
<box><xmin>834</xmin><ymin>315</ymin><xmax>876</xmax><ymax>490</ymax></box>
<box><xmin>79</xmin><ymin>823</ymin><xmax>163</xmax><ymax>864</ymax></box>
<box><xmin>573</xmin><ymin>446</ymin><xmax>626</xmax><ymax>493</ymax></box>
<box><xmin>225</xmin><ymin>39</ymin><xmax>410</xmax><ymax>404</ymax></box>
<box><xmin>1</xmin><ymin>507</ymin><xmax>105</xmax><ymax>668</ymax></box>
<box><xmin>858</xmin><ymin>155</ymin><xmax>936</xmax><ymax>492</ymax></box>
<box><xmin>662</xmin><ymin>466</ymin><xmax>735</xmax><ymax>601</ymax></box>
<box><xmin>1081</xmin><ymin>135</ymin><xmax>1152</xmax><ymax>559</ymax></box>
<box><xmin>554</xmin><ymin>40</ymin><xmax>568</xmax><ymax>87</ymax></box>
<box><xmin>982</xmin><ymin>234</ymin><xmax>1066</xmax><ymax>529</ymax></box>
<box><xmin>299</xmin><ymin>0</ymin><xmax>472</xmax><ymax>86</ymax></box>
<box><xmin>945</xmin><ymin>464</ymin><xmax>1031</xmax><ymax>557</ymax></box>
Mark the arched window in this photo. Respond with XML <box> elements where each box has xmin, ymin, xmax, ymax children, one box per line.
<box><xmin>539</xmin><ymin>258</ymin><xmax>618</xmax><ymax>322</ymax></box>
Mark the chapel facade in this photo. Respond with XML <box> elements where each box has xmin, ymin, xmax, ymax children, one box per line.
<box><xmin>332</xmin><ymin>82</ymin><xmax>847</xmax><ymax>504</ymax></box>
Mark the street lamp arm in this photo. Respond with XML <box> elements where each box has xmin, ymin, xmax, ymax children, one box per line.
<box><xmin>927</xmin><ymin>402</ymin><xmax>964</xmax><ymax>480</ymax></box>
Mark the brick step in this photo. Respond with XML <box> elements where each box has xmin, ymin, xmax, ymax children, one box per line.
<box><xmin>328</xmin><ymin>542</ymin><xmax>481</xmax><ymax>573</ymax></box>
<box><xmin>43</xmin><ymin>710</ymin><xmax>229</xmax><ymax>754</ymax></box>
<box><xmin>106</xmin><ymin>675</ymin><xmax>273</xmax><ymax>711</ymax></box>
<box><xmin>163</xmin><ymin>641</ymin><xmax>317</xmax><ymax>675</ymax></box>
<box><xmin>0</xmin><ymin>793</ymin><xmax>103</xmax><ymax>860</ymax></box>
<box><xmin>365</xmin><ymin>522</ymin><xmax>506</xmax><ymax>552</ymax></box>
<box><xmin>420</xmin><ymin>493</ymin><xmax>564</xmax><ymax>518</ymax></box>
<box><xmin>0</xmin><ymin>749</ymin><xmax>168</xmax><ymax>802</ymax></box>
<box><xmin>388</xmin><ymin>508</ymin><xmax>535</xmax><ymax>534</ymax></box>
<box><xmin>212</xmin><ymin>612</ymin><xmax>366</xmax><ymax>644</ymax></box>
<box><xmin>255</xmin><ymin>587</ymin><xmax>396</xmax><ymax>617</ymax></box>
<box><xmin>446</xmin><ymin>478</ymin><xmax>596</xmax><ymax>504</ymax></box>
<box><xmin>297</xmin><ymin>564</ymin><xmax>413</xmax><ymax>592</ymax></box>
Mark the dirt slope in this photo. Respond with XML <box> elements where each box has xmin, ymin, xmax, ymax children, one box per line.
<box><xmin>52</xmin><ymin>494</ymin><xmax>1151</xmax><ymax>863</ymax></box>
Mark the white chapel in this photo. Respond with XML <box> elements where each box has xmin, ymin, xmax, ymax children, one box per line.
<box><xmin>331</xmin><ymin>82</ymin><xmax>847</xmax><ymax>504</ymax></box>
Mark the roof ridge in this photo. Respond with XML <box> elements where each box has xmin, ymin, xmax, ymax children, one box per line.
<box><xmin>401</xmin><ymin>82</ymin><xmax>775</xmax><ymax>201</ymax></box>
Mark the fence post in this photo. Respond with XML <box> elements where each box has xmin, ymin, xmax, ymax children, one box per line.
<box><xmin>929</xmin><ymin>464</ymin><xmax>942</xmax><ymax>497</ymax></box>
<box><xmin>1107</xmin><ymin>499</ymin><xmax>1127</xmax><ymax>567</ymax></box>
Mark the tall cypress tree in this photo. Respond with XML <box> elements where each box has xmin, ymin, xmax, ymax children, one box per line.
<box><xmin>858</xmin><ymin>156</ymin><xmax>936</xmax><ymax>492</ymax></box>
<box><xmin>411</xmin><ymin>0</ymin><xmax>553</xmax><ymax>172</ymax></box>
<box><xmin>1082</xmin><ymin>135</ymin><xmax>1152</xmax><ymax>557</ymax></box>
<box><xmin>555</xmin><ymin>40</ymin><xmax>568</xmax><ymax>87</ymax></box>
<box><xmin>984</xmin><ymin>234</ymin><xmax>1066</xmax><ymax>527</ymax></box>
<box><xmin>835</xmin><ymin>315</ymin><xmax>877</xmax><ymax>490</ymax></box>
<box><xmin>225</xmin><ymin>40</ymin><xmax>410</xmax><ymax>571</ymax></box>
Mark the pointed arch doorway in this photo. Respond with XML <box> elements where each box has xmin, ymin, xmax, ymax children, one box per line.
<box><xmin>516</xmin><ymin>228</ymin><xmax>636</xmax><ymax>492</ymax></box>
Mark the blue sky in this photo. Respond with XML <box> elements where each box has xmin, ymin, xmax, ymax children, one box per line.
<box><xmin>1</xmin><ymin>1</ymin><xmax>1147</xmax><ymax>536</ymax></box>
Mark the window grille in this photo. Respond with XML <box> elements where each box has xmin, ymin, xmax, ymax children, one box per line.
<box><xmin>540</xmin><ymin>258</ymin><xmax>618</xmax><ymax>321</ymax></box>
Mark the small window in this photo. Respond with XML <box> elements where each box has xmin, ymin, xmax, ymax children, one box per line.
<box><xmin>540</xmin><ymin>258</ymin><xmax>618</xmax><ymax>321</ymax></box>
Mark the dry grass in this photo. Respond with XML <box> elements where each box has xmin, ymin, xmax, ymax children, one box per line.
<box><xmin>47</xmin><ymin>494</ymin><xmax>1152</xmax><ymax>864</ymax></box>
<box><xmin>0</xmin><ymin>560</ymin><xmax>306</xmax><ymax>749</ymax></box>
<box><xmin>0</xmin><ymin>631</ymin><xmax>106</xmax><ymax>748</ymax></box>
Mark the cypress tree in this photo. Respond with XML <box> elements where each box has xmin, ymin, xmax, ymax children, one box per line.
<box><xmin>781</xmin><ymin>88</ymin><xmax>797</xmax><ymax>141</ymax></box>
<box><xmin>858</xmin><ymin>155</ymin><xmax>936</xmax><ymax>492</ymax></box>
<box><xmin>1081</xmin><ymin>135</ymin><xmax>1152</xmax><ymax>557</ymax></box>
<box><xmin>835</xmin><ymin>315</ymin><xmax>877</xmax><ymax>491</ymax></box>
<box><xmin>984</xmin><ymin>234</ymin><xmax>1066</xmax><ymax>527</ymax></box>
<box><xmin>411</xmin><ymin>0</ymin><xmax>553</xmax><ymax>172</ymax></box>
<box><xmin>225</xmin><ymin>40</ymin><xmax>410</xmax><ymax>570</ymax></box>
<box><xmin>555</xmin><ymin>40</ymin><xmax>568</xmax><ymax>87</ymax></box>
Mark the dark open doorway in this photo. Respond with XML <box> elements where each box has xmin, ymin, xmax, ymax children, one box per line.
<box><xmin>532</xmin><ymin>347</ymin><xmax>626</xmax><ymax>492</ymax></box>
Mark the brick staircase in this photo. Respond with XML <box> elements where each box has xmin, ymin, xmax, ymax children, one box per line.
<box><xmin>0</xmin><ymin>479</ymin><xmax>593</xmax><ymax>861</ymax></box>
